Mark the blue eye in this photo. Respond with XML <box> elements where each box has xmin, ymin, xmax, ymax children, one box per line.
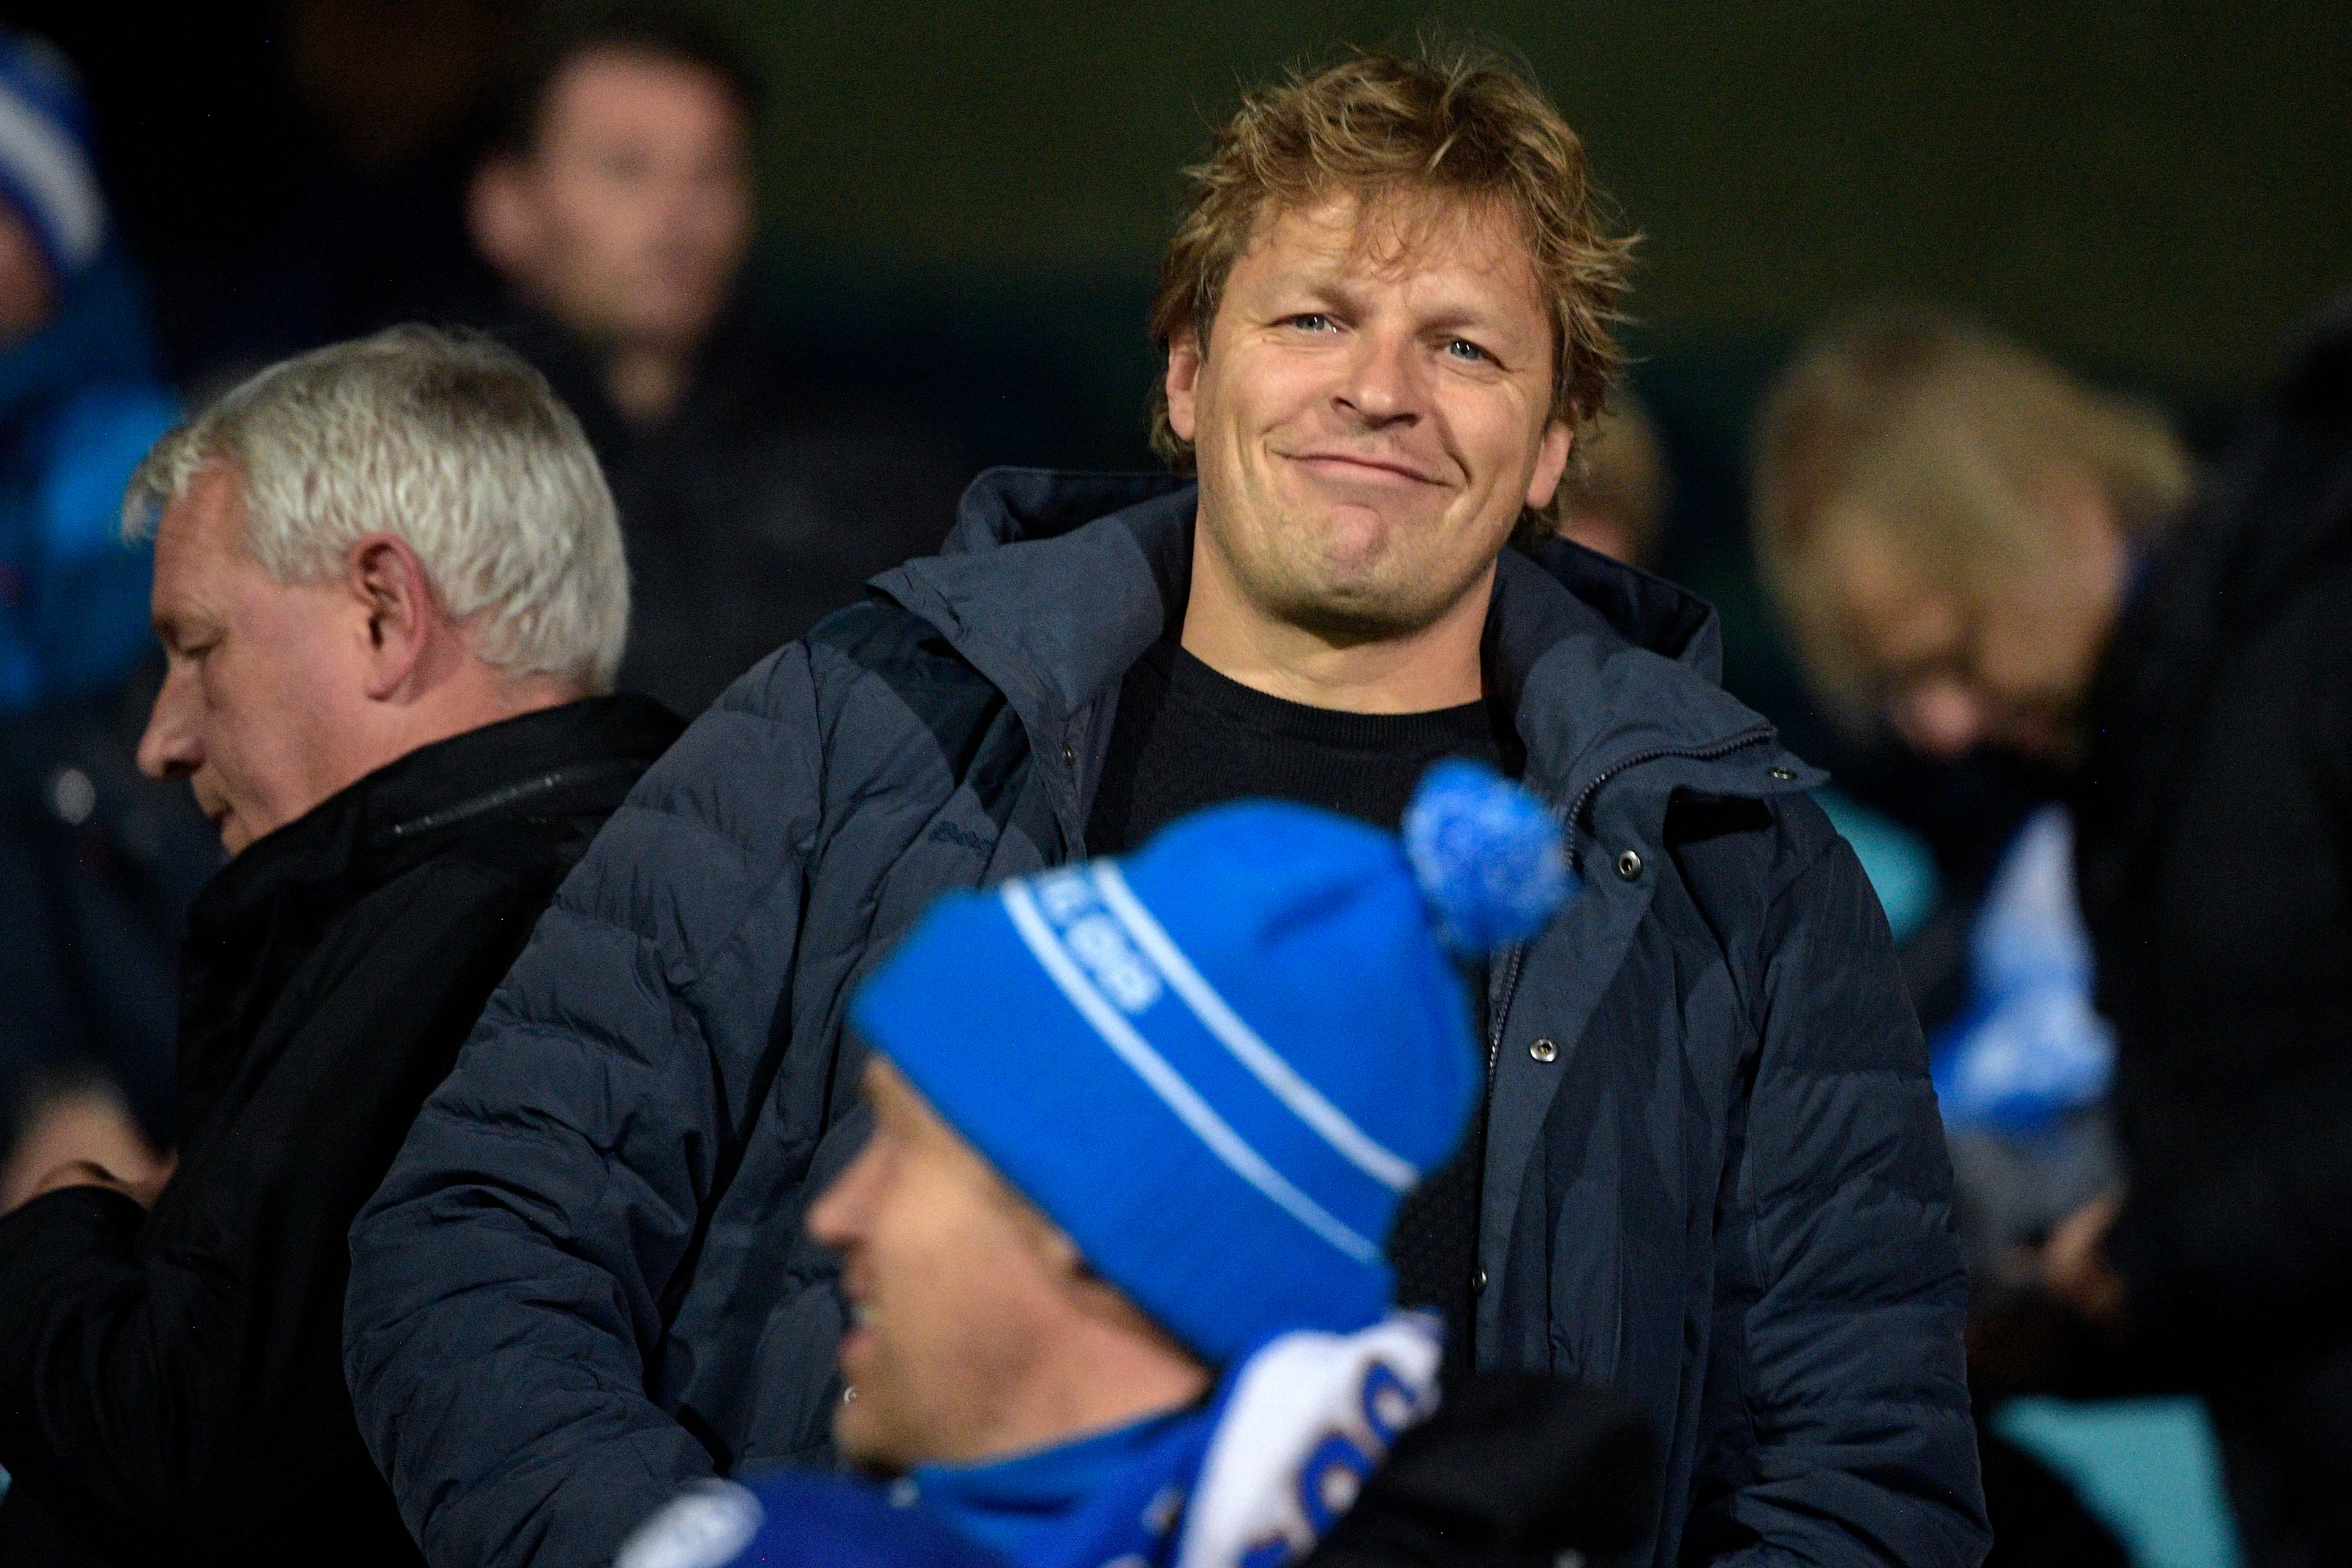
<box><xmin>1446</xmin><ymin>339</ymin><xmax>1489</xmax><ymax>363</ymax></box>
<box><xmin>1291</xmin><ymin>314</ymin><xmax>1333</xmax><ymax>332</ymax></box>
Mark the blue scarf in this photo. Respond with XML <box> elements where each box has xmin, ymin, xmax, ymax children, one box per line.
<box><xmin>903</xmin><ymin>1406</ymin><xmax>1214</xmax><ymax>1568</ymax></box>
<box><xmin>622</xmin><ymin>1313</ymin><xmax>1446</xmax><ymax>1568</ymax></box>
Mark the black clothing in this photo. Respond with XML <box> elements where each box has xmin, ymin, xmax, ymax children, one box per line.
<box><xmin>1305</xmin><ymin>1371</ymin><xmax>1658</xmax><ymax>1568</ymax></box>
<box><xmin>2072</xmin><ymin>300</ymin><xmax>2352</xmax><ymax>1566</ymax></box>
<box><xmin>0</xmin><ymin>695</ymin><xmax>680</xmax><ymax>1567</ymax></box>
<box><xmin>495</xmin><ymin>310</ymin><xmax>967</xmax><ymax>720</ymax></box>
<box><xmin>0</xmin><ymin>663</ymin><xmax>219</xmax><ymax>1152</ymax></box>
<box><xmin>1082</xmin><ymin>638</ymin><xmax>1510</xmax><ymax>853</ymax></box>
<box><xmin>1082</xmin><ymin>638</ymin><xmax>1511</xmax><ymax>1382</ymax></box>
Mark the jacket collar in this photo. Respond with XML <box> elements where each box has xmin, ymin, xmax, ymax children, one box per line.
<box><xmin>177</xmin><ymin>695</ymin><xmax>679</xmax><ymax>1102</ymax></box>
<box><xmin>195</xmin><ymin>693</ymin><xmax>677</xmax><ymax>908</ymax></box>
<box><xmin>873</xmin><ymin>467</ymin><xmax>1807</xmax><ymax>813</ymax></box>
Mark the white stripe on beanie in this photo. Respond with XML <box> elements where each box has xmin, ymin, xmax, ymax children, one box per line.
<box><xmin>0</xmin><ymin>78</ymin><xmax>100</xmax><ymax>274</ymax></box>
<box><xmin>1001</xmin><ymin>878</ymin><xmax>1381</xmax><ymax>1264</ymax></box>
<box><xmin>1088</xmin><ymin>859</ymin><xmax>1420</xmax><ymax>1193</ymax></box>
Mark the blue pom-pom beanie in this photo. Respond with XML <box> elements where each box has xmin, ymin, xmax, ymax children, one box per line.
<box><xmin>848</xmin><ymin>761</ymin><xmax>1573</xmax><ymax>1366</ymax></box>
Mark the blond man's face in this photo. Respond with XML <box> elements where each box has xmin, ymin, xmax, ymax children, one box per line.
<box><xmin>1164</xmin><ymin>192</ymin><xmax>1572</xmax><ymax>640</ymax></box>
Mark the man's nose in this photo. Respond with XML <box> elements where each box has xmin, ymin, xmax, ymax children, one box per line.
<box><xmin>805</xmin><ymin>1149</ymin><xmax>872</xmax><ymax>1250</ymax></box>
<box><xmin>1891</xmin><ymin>679</ymin><xmax>1984</xmax><ymax>761</ymax></box>
<box><xmin>1335</xmin><ymin>330</ymin><xmax>1422</xmax><ymax>428</ymax></box>
<box><xmin>136</xmin><ymin>668</ymin><xmax>202</xmax><ymax>781</ymax></box>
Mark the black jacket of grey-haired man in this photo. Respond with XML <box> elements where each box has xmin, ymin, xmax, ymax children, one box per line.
<box><xmin>345</xmin><ymin>470</ymin><xmax>1989</xmax><ymax>1568</ymax></box>
<box><xmin>0</xmin><ymin>695</ymin><xmax>680</xmax><ymax>1567</ymax></box>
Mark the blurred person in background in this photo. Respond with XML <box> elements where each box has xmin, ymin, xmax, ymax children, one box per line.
<box><xmin>617</xmin><ymin>767</ymin><xmax>1656</xmax><ymax>1568</ymax></box>
<box><xmin>1550</xmin><ymin>390</ymin><xmax>1668</xmax><ymax>569</ymax></box>
<box><xmin>1753</xmin><ymin>300</ymin><xmax>2352</xmax><ymax>1567</ymax></box>
<box><xmin>0</xmin><ymin>31</ymin><xmax>209</xmax><ymax>1214</ymax></box>
<box><xmin>349</xmin><ymin>44</ymin><xmax>1983</xmax><ymax>1568</ymax></box>
<box><xmin>467</xmin><ymin>2</ymin><xmax>964</xmax><ymax>718</ymax></box>
<box><xmin>0</xmin><ymin>328</ymin><xmax>680</xmax><ymax>1567</ymax></box>
<box><xmin>4</xmin><ymin>0</ymin><xmax>523</xmax><ymax>385</ymax></box>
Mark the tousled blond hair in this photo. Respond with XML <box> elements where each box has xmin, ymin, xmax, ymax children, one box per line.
<box><xmin>1751</xmin><ymin>304</ymin><xmax>2194</xmax><ymax>719</ymax></box>
<box><xmin>1148</xmin><ymin>42</ymin><xmax>1635</xmax><ymax>531</ymax></box>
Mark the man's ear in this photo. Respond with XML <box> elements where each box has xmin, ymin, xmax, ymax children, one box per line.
<box><xmin>1525</xmin><ymin>418</ymin><xmax>1575</xmax><ymax>511</ymax></box>
<box><xmin>345</xmin><ymin>533</ymin><xmax>442</xmax><ymax>702</ymax></box>
<box><xmin>467</xmin><ymin>158</ymin><xmax>538</xmax><ymax>279</ymax></box>
<box><xmin>1164</xmin><ymin>326</ymin><xmax>1204</xmax><ymax>446</ymax></box>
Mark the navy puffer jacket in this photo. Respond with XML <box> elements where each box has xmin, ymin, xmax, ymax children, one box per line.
<box><xmin>345</xmin><ymin>471</ymin><xmax>1985</xmax><ymax>1568</ymax></box>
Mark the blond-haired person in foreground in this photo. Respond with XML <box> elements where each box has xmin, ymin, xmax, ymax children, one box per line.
<box><xmin>347</xmin><ymin>48</ymin><xmax>1986</xmax><ymax>1568</ymax></box>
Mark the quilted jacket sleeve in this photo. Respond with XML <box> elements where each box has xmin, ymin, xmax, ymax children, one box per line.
<box><xmin>1689</xmin><ymin>804</ymin><xmax>1988</xmax><ymax>1567</ymax></box>
<box><xmin>344</xmin><ymin>649</ymin><xmax>831</xmax><ymax>1568</ymax></box>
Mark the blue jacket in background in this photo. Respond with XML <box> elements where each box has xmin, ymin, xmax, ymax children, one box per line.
<box><xmin>346</xmin><ymin>470</ymin><xmax>1988</xmax><ymax>1568</ymax></box>
<box><xmin>0</xmin><ymin>245</ymin><xmax>175</xmax><ymax>721</ymax></box>
<box><xmin>0</xmin><ymin>246</ymin><xmax>192</xmax><ymax>1128</ymax></box>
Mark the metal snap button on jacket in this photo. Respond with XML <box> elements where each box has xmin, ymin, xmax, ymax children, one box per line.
<box><xmin>1615</xmin><ymin>848</ymin><xmax>1643</xmax><ymax>881</ymax></box>
<box><xmin>1472</xmin><ymin>1267</ymin><xmax>1489</xmax><ymax>1293</ymax></box>
<box><xmin>1529</xmin><ymin>1037</ymin><xmax>1558</xmax><ymax>1063</ymax></box>
<box><xmin>1060</xmin><ymin>742</ymin><xmax>1077</xmax><ymax>767</ymax></box>
<box><xmin>1769</xmin><ymin>766</ymin><xmax>1795</xmax><ymax>781</ymax></box>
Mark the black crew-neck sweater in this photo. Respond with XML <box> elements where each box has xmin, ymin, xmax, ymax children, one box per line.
<box><xmin>1083</xmin><ymin>638</ymin><xmax>1515</xmax><ymax>1382</ymax></box>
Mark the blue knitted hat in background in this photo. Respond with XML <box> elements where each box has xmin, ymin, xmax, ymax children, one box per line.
<box><xmin>847</xmin><ymin>759</ymin><xmax>1574</xmax><ymax>1366</ymax></box>
<box><xmin>0</xmin><ymin>34</ymin><xmax>104</xmax><ymax>284</ymax></box>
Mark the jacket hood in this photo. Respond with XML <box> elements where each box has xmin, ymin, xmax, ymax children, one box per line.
<box><xmin>882</xmin><ymin>467</ymin><xmax>1809</xmax><ymax>813</ymax></box>
<box><xmin>933</xmin><ymin>466</ymin><xmax>1730</xmax><ymax>679</ymax></box>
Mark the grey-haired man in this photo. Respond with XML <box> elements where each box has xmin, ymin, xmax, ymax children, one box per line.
<box><xmin>0</xmin><ymin>328</ymin><xmax>679</xmax><ymax>1567</ymax></box>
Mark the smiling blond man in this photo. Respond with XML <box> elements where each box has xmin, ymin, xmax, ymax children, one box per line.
<box><xmin>349</xmin><ymin>46</ymin><xmax>1986</xmax><ymax>1568</ymax></box>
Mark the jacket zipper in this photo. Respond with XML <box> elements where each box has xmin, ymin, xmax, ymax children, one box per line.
<box><xmin>1485</xmin><ymin>944</ymin><xmax>1527</xmax><ymax>1087</ymax></box>
<box><xmin>1560</xmin><ymin>726</ymin><xmax>1776</xmax><ymax>871</ymax></box>
<box><xmin>1486</xmin><ymin>724</ymin><xmax>1779</xmax><ymax>1082</ymax></box>
<box><xmin>1472</xmin><ymin>725</ymin><xmax>1784</xmax><ymax>1338</ymax></box>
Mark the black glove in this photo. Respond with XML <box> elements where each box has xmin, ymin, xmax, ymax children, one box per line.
<box><xmin>1305</xmin><ymin>1370</ymin><xmax>1657</xmax><ymax>1568</ymax></box>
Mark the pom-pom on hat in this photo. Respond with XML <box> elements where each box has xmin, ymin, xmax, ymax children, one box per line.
<box><xmin>0</xmin><ymin>34</ymin><xmax>104</xmax><ymax>284</ymax></box>
<box><xmin>848</xmin><ymin>760</ymin><xmax>1573</xmax><ymax>1366</ymax></box>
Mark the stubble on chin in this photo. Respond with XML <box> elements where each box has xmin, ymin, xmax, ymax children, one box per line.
<box><xmin>1233</xmin><ymin>507</ymin><xmax>1501</xmax><ymax>645</ymax></box>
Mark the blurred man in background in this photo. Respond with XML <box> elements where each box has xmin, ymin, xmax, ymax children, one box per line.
<box><xmin>0</xmin><ymin>329</ymin><xmax>679</xmax><ymax>1566</ymax></box>
<box><xmin>1753</xmin><ymin>301</ymin><xmax>2352</xmax><ymax>1567</ymax></box>
<box><xmin>1550</xmin><ymin>390</ymin><xmax>1668</xmax><ymax>570</ymax></box>
<box><xmin>0</xmin><ymin>31</ymin><xmax>209</xmax><ymax>1213</ymax></box>
<box><xmin>4</xmin><ymin>0</ymin><xmax>525</xmax><ymax>385</ymax></box>
<box><xmin>1752</xmin><ymin>306</ymin><xmax>2192</xmax><ymax>771</ymax></box>
<box><xmin>467</xmin><ymin>2</ymin><xmax>963</xmax><ymax>717</ymax></box>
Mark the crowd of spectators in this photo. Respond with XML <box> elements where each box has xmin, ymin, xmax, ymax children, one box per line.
<box><xmin>0</xmin><ymin>6</ymin><xmax>2339</xmax><ymax>1568</ymax></box>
